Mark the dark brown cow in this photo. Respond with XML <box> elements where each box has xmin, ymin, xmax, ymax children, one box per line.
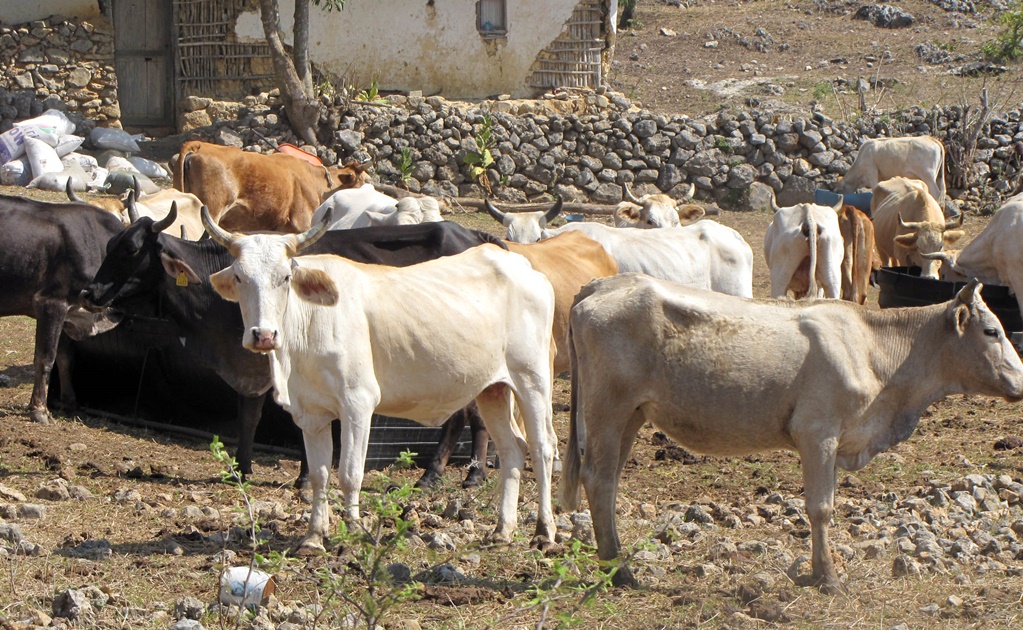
<box><xmin>172</xmin><ymin>141</ymin><xmax>370</xmax><ymax>233</ymax></box>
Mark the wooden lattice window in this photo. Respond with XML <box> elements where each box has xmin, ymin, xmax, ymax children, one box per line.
<box><xmin>477</xmin><ymin>0</ymin><xmax>507</xmax><ymax>38</ymax></box>
<box><xmin>528</xmin><ymin>0</ymin><xmax>606</xmax><ymax>89</ymax></box>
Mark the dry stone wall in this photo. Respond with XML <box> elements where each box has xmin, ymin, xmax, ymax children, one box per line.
<box><xmin>185</xmin><ymin>91</ymin><xmax>1023</xmax><ymax>211</ymax></box>
<box><xmin>0</xmin><ymin>14</ymin><xmax>120</xmax><ymax>135</ymax></box>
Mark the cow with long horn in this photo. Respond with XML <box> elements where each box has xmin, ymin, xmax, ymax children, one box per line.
<box><xmin>484</xmin><ymin>197</ymin><xmax>563</xmax><ymax>243</ymax></box>
<box><xmin>613</xmin><ymin>182</ymin><xmax>701</xmax><ymax>228</ymax></box>
<box><xmin>201</xmin><ymin>205</ymin><xmax>558</xmax><ymax>553</ymax></box>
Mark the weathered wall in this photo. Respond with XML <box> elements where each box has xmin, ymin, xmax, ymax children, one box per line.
<box><xmin>0</xmin><ymin>0</ymin><xmax>100</xmax><ymax>27</ymax></box>
<box><xmin>0</xmin><ymin>14</ymin><xmax>120</xmax><ymax>132</ymax></box>
<box><xmin>234</xmin><ymin>0</ymin><xmax>584</xmax><ymax>98</ymax></box>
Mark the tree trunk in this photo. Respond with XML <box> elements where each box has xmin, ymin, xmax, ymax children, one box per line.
<box><xmin>259</xmin><ymin>0</ymin><xmax>320</xmax><ymax>146</ymax></box>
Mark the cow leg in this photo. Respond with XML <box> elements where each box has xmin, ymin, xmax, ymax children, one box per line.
<box><xmin>415</xmin><ymin>409</ymin><xmax>466</xmax><ymax>489</ymax></box>
<box><xmin>234</xmin><ymin>393</ymin><xmax>267</xmax><ymax>479</ymax></box>
<box><xmin>54</xmin><ymin>333</ymin><xmax>76</xmax><ymax>411</ymax></box>
<box><xmin>297</xmin><ymin>419</ymin><xmax>334</xmax><ymax>553</ymax></box>
<box><xmin>28</xmin><ymin>299</ymin><xmax>68</xmax><ymax>424</ymax></box>
<box><xmin>337</xmin><ymin>409</ymin><xmax>374</xmax><ymax>523</ymax></box>
<box><xmin>795</xmin><ymin>433</ymin><xmax>845</xmax><ymax>594</ymax></box>
<box><xmin>512</xmin><ymin>384</ymin><xmax>555</xmax><ymax>547</ymax></box>
<box><xmin>584</xmin><ymin>405</ymin><xmax>646</xmax><ymax>588</ymax></box>
<box><xmin>769</xmin><ymin>256</ymin><xmax>804</xmax><ymax>299</ymax></box>
<box><xmin>475</xmin><ymin>383</ymin><xmax>528</xmax><ymax>544</ymax></box>
<box><xmin>463</xmin><ymin>402</ymin><xmax>490</xmax><ymax>488</ymax></box>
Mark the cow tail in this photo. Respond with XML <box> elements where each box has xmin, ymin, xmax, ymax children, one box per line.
<box><xmin>559</xmin><ymin>321</ymin><xmax>583</xmax><ymax>512</ymax></box>
<box><xmin>805</xmin><ymin>214</ymin><xmax>820</xmax><ymax>298</ymax></box>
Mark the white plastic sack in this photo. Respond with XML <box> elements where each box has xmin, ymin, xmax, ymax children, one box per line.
<box><xmin>90</xmin><ymin>127</ymin><xmax>140</xmax><ymax>153</ymax></box>
<box><xmin>0</xmin><ymin>156</ymin><xmax>31</xmax><ymax>186</ymax></box>
<box><xmin>62</xmin><ymin>152</ymin><xmax>99</xmax><ymax>173</ymax></box>
<box><xmin>14</xmin><ymin>109</ymin><xmax>76</xmax><ymax>136</ymax></box>
<box><xmin>24</xmin><ymin>136</ymin><xmax>63</xmax><ymax>179</ymax></box>
<box><xmin>0</xmin><ymin>125</ymin><xmax>60</xmax><ymax>164</ymax></box>
<box><xmin>105</xmin><ymin>156</ymin><xmax>140</xmax><ymax>173</ymax></box>
<box><xmin>88</xmin><ymin>166</ymin><xmax>109</xmax><ymax>190</ymax></box>
<box><xmin>53</xmin><ymin>134</ymin><xmax>85</xmax><ymax>158</ymax></box>
<box><xmin>27</xmin><ymin>167</ymin><xmax>89</xmax><ymax>192</ymax></box>
<box><xmin>126</xmin><ymin>156</ymin><xmax>169</xmax><ymax>179</ymax></box>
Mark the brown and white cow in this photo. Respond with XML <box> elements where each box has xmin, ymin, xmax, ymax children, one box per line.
<box><xmin>613</xmin><ymin>183</ymin><xmax>702</xmax><ymax>228</ymax></box>
<box><xmin>561</xmin><ymin>273</ymin><xmax>1023</xmax><ymax>592</ymax></box>
<box><xmin>838</xmin><ymin>136</ymin><xmax>947</xmax><ymax>203</ymax></box>
<box><xmin>763</xmin><ymin>197</ymin><xmax>845</xmax><ymax>299</ymax></box>
<box><xmin>172</xmin><ymin>141</ymin><xmax>370</xmax><ymax>233</ymax></box>
<box><xmin>871</xmin><ymin>176</ymin><xmax>964</xmax><ymax>279</ymax></box>
<box><xmin>838</xmin><ymin>204</ymin><xmax>879</xmax><ymax>305</ymax></box>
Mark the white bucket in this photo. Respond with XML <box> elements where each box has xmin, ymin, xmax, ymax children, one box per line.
<box><xmin>218</xmin><ymin>566</ymin><xmax>275</xmax><ymax>607</ymax></box>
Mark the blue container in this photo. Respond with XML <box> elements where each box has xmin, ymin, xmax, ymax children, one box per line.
<box><xmin>815</xmin><ymin>189</ymin><xmax>873</xmax><ymax>214</ymax></box>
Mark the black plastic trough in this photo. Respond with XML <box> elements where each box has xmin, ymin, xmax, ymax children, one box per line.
<box><xmin>50</xmin><ymin>314</ymin><xmax>474</xmax><ymax>471</ymax></box>
<box><xmin>874</xmin><ymin>266</ymin><xmax>1022</xmax><ymax>334</ymax></box>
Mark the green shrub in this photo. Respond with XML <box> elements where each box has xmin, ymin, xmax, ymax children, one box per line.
<box><xmin>982</xmin><ymin>1</ymin><xmax>1023</xmax><ymax>62</ymax></box>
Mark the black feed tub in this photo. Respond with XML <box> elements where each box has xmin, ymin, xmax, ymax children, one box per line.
<box><xmin>874</xmin><ymin>266</ymin><xmax>1022</xmax><ymax>335</ymax></box>
<box><xmin>49</xmin><ymin>314</ymin><xmax>474</xmax><ymax>471</ymax></box>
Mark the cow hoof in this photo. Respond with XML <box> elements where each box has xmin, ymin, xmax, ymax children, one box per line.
<box><xmin>415</xmin><ymin>470</ymin><xmax>440</xmax><ymax>490</ymax></box>
<box><xmin>293</xmin><ymin>475</ymin><xmax>310</xmax><ymax>490</ymax></box>
<box><xmin>816</xmin><ymin>576</ymin><xmax>847</xmax><ymax>595</ymax></box>
<box><xmin>529</xmin><ymin>535</ymin><xmax>562</xmax><ymax>555</ymax></box>
<box><xmin>461</xmin><ymin>467</ymin><xmax>486</xmax><ymax>488</ymax></box>
<box><xmin>611</xmin><ymin>565</ymin><xmax>639</xmax><ymax>589</ymax></box>
<box><xmin>29</xmin><ymin>409</ymin><xmax>51</xmax><ymax>424</ymax></box>
<box><xmin>295</xmin><ymin>540</ymin><xmax>326</xmax><ymax>557</ymax></box>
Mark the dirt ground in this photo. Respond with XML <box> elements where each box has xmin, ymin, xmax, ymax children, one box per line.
<box><xmin>2</xmin><ymin>1</ymin><xmax>1023</xmax><ymax>626</ymax></box>
<box><xmin>3</xmin><ymin>178</ymin><xmax>1023</xmax><ymax>628</ymax></box>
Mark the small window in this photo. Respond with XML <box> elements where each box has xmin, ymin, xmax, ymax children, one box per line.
<box><xmin>477</xmin><ymin>0</ymin><xmax>507</xmax><ymax>38</ymax></box>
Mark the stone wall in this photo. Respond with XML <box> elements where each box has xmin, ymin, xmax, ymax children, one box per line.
<box><xmin>0</xmin><ymin>14</ymin><xmax>119</xmax><ymax>134</ymax></box>
<box><xmin>183</xmin><ymin>90</ymin><xmax>1023</xmax><ymax>212</ymax></box>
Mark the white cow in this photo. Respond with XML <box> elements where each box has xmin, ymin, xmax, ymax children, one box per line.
<box><xmin>837</xmin><ymin>136</ymin><xmax>947</xmax><ymax>203</ymax></box>
<box><xmin>312</xmin><ymin>185</ymin><xmax>444</xmax><ymax>229</ymax></box>
<box><xmin>613</xmin><ymin>182</ymin><xmax>700</xmax><ymax>228</ymax></box>
<box><xmin>125</xmin><ymin>186</ymin><xmax>205</xmax><ymax>240</ymax></box>
<box><xmin>924</xmin><ymin>193</ymin><xmax>1023</xmax><ymax>318</ymax></box>
<box><xmin>484</xmin><ymin>198</ymin><xmax>564</xmax><ymax>244</ymax></box>
<box><xmin>763</xmin><ymin>197</ymin><xmax>845</xmax><ymax>299</ymax></box>
<box><xmin>540</xmin><ymin>220</ymin><xmax>754</xmax><ymax>298</ymax></box>
<box><xmin>201</xmin><ymin>208</ymin><xmax>557</xmax><ymax>552</ymax></box>
<box><xmin>871</xmin><ymin>177</ymin><xmax>964</xmax><ymax>279</ymax></box>
<box><xmin>562</xmin><ymin>273</ymin><xmax>1023</xmax><ymax>592</ymax></box>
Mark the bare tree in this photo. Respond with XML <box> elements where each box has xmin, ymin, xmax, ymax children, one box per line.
<box><xmin>258</xmin><ymin>0</ymin><xmax>345</xmax><ymax>146</ymax></box>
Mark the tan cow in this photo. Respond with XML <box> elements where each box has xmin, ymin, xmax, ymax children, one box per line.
<box><xmin>838</xmin><ymin>204</ymin><xmax>879</xmax><ymax>305</ymax></box>
<box><xmin>871</xmin><ymin>177</ymin><xmax>964</xmax><ymax>279</ymax></box>
<box><xmin>125</xmin><ymin>187</ymin><xmax>205</xmax><ymax>240</ymax></box>
<box><xmin>172</xmin><ymin>141</ymin><xmax>370</xmax><ymax>233</ymax></box>
<box><xmin>838</xmin><ymin>136</ymin><xmax>947</xmax><ymax>203</ymax></box>
<box><xmin>561</xmin><ymin>273</ymin><xmax>1023</xmax><ymax>592</ymax></box>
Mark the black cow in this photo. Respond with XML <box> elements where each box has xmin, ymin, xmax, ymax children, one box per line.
<box><xmin>83</xmin><ymin>210</ymin><xmax>500</xmax><ymax>483</ymax></box>
<box><xmin>0</xmin><ymin>194</ymin><xmax>125</xmax><ymax>424</ymax></box>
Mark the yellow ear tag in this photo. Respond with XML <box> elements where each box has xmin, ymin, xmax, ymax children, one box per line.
<box><xmin>176</xmin><ymin>271</ymin><xmax>189</xmax><ymax>287</ymax></box>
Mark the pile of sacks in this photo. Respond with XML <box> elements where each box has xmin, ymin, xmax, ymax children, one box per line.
<box><xmin>0</xmin><ymin>109</ymin><xmax>169</xmax><ymax>194</ymax></box>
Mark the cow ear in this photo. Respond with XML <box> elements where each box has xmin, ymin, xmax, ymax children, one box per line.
<box><xmin>209</xmin><ymin>269</ymin><xmax>238</xmax><ymax>302</ymax></box>
<box><xmin>677</xmin><ymin>204</ymin><xmax>705</xmax><ymax>222</ymax></box>
<box><xmin>292</xmin><ymin>267</ymin><xmax>339</xmax><ymax>306</ymax></box>
<box><xmin>950</xmin><ymin>279</ymin><xmax>983</xmax><ymax>333</ymax></box>
<box><xmin>893</xmin><ymin>233</ymin><xmax>918</xmax><ymax>249</ymax></box>
<box><xmin>160</xmin><ymin>252</ymin><xmax>202</xmax><ymax>285</ymax></box>
<box><xmin>943</xmin><ymin>229</ymin><xmax>965</xmax><ymax>245</ymax></box>
<box><xmin>615</xmin><ymin>204</ymin><xmax>641</xmax><ymax>224</ymax></box>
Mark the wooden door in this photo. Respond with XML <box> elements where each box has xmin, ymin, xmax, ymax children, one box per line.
<box><xmin>113</xmin><ymin>0</ymin><xmax>174</xmax><ymax>127</ymax></box>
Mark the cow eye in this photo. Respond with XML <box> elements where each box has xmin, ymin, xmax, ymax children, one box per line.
<box><xmin>984</xmin><ymin>327</ymin><xmax>999</xmax><ymax>337</ymax></box>
<box><xmin>280</xmin><ymin>274</ymin><xmax>291</xmax><ymax>287</ymax></box>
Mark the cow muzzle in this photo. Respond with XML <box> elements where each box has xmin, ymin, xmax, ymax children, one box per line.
<box><xmin>79</xmin><ymin>288</ymin><xmax>107</xmax><ymax>313</ymax></box>
<box><xmin>249</xmin><ymin>328</ymin><xmax>278</xmax><ymax>353</ymax></box>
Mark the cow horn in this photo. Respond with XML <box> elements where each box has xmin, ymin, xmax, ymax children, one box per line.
<box><xmin>897</xmin><ymin>213</ymin><xmax>920</xmax><ymax>229</ymax></box>
<box><xmin>201</xmin><ymin>205</ymin><xmax>234</xmax><ymax>247</ymax></box>
<box><xmin>683</xmin><ymin>182</ymin><xmax>696</xmax><ymax>202</ymax></box>
<box><xmin>65</xmin><ymin>177</ymin><xmax>83</xmax><ymax>203</ymax></box>
<box><xmin>126</xmin><ymin>191</ymin><xmax>140</xmax><ymax>224</ymax></box>
<box><xmin>295</xmin><ymin>207</ymin><xmax>333</xmax><ymax>251</ymax></box>
<box><xmin>130</xmin><ymin>176</ymin><xmax>140</xmax><ymax>204</ymax></box>
<box><xmin>770</xmin><ymin>194</ymin><xmax>781</xmax><ymax>213</ymax></box>
<box><xmin>484</xmin><ymin>199</ymin><xmax>507</xmax><ymax>223</ymax></box>
<box><xmin>945</xmin><ymin>213</ymin><xmax>965</xmax><ymax>230</ymax></box>
<box><xmin>831</xmin><ymin>194</ymin><xmax>844</xmax><ymax>213</ymax></box>
<box><xmin>543</xmin><ymin>198</ymin><xmax>563</xmax><ymax>224</ymax></box>
<box><xmin>957</xmin><ymin>278</ymin><xmax>982</xmax><ymax>306</ymax></box>
<box><xmin>151</xmin><ymin>201</ymin><xmax>177</xmax><ymax>234</ymax></box>
<box><xmin>623</xmin><ymin>182</ymin><xmax>642</xmax><ymax>205</ymax></box>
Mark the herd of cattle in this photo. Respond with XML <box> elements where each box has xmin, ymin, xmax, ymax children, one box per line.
<box><xmin>3</xmin><ymin>134</ymin><xmax>1023</xmax><ymax>594</ymax></box>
